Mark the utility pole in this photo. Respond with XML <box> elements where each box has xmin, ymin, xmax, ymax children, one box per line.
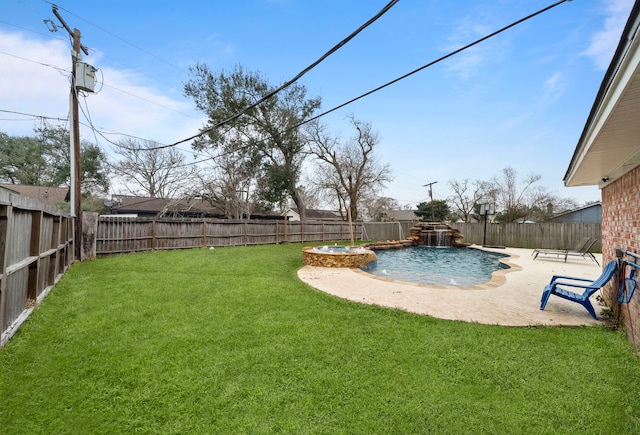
<box><xmin>423</xmin><ymin>181</ymin><xmax>438</xmax><ymax>222</ymax></box>
<box><xmin>51</xmin><ymin>5</ymin><xmax>89</xmax><ymax>261</ymax></box>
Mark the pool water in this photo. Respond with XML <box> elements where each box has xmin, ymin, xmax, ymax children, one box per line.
<box><xmin>361</xmin><ymin>246</ymin><xmax>509</xmax><ymax>286</ymax></box>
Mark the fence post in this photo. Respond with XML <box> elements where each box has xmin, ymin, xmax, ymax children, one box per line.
<box><xmin>151</xmin><ymin>220</ymin><xmax>156</xmax><ymax>251</ymax></box>
<box><xmin>244</xmin><ymin>222</ymin><xmax>248</xmax><ymax>246</ymax></box>
<box><xmin>81</xmin><ymin>212</ymin><xmax>98</xmax><ymax>261</ymax></box>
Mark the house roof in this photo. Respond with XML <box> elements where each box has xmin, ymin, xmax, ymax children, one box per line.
<box><xmin>385</xmin><ymin>210</ymin><xmax>418</xmax><ymax>221</ymax></box>
<box><xmin>550</xmin><ymin>202</ymin><xmax>602</xmax><ymax>219</ymax></box>
<box><xmin>285</xmin><ymin>208</ymin><xmax>342</xmax><ymax>220</ymax></box>
<box><xmin>564</xmin><ymin>2</ymin><xmax>640</xmax><ymax>187</ymax></box>
<box><xmin>0</xmin><ymin>183</ymin><xmax>70</xmax><ymax>204</ymax></box>
<box><xmin>111</xmin><ymin>194</ymin><xmax>222</xmax><ymax>216</ymax></box>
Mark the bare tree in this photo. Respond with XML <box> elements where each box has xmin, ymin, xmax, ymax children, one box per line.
<box><xmin>488</xmin><ymin>166</ymin><xmax>541</xmax><ymax>223</ymax></box>
<box><xmin>306</xmin><ymin>116</ymin><xmax>392</xmax><ymax>221</ymax></box>
<box><xmin>449</xmin><ymin>167</ymin><xmax>583</xmax><ymax>223</ymax></box>
<box><xmin>523</xmin><ymin>186</ymin><xmax>579</xmax><ymax>222</ymax></box>
<box><xmin>448</xmin><ymin>179</ymin><xmax>488</xmax><ymax>222</ymax></box>
<box><xmin>112</xmin><ymin>139</ymin><xmax>193</xmax><ymax>198</ymax></box>
<box><xmin>361</xmin><ymin>196</ymin><xmax>399</xmax><ymax>221</ymax></box>
<box><xmin>197</xmin><ymin>151</ymin><xmax>257</xmax><ymax>220</ymax></box>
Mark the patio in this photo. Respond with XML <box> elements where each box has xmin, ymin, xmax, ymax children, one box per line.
<box><xmin>298</xmin><ymin>246</ymin><xmax>605</xmax><ymax>327</ymax></box>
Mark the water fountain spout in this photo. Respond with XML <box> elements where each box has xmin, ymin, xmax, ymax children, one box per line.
<box><xmin>408</xmin><ymin>222</ymin><xmax>469</xmax><ymax>247</ymax></box>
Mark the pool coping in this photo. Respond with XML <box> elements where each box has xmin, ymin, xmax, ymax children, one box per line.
<box><xmin>297</xmin><ymin>246</ymin><xmax>605</xmax><ymax>327</ymax></box>
<box><xmin>354</xmin><ymin>245</ymin><xmax>523</xmax><ymax>290</ymax></box>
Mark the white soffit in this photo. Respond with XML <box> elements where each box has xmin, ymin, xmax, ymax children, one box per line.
<box><xmin>565</xmin><ymin>23</ymin><xmax>640</xmax><ymax>188</ymax></box>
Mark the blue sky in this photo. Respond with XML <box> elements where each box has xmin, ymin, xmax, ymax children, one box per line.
<box><xmin>0</xmin><ymin>0</ymin><xmax>634</xmax><ymax>207</ymax></box>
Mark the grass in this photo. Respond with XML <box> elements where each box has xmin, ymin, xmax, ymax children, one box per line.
<box><xmin>1</xmin><ymin>243</ymin><xmax>639</xmax><ymax>434</ymax></box>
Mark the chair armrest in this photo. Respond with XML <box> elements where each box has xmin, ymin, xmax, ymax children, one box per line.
<box><xmin>550</xmin><ymin>281</ymin><xmax>598</xmax><ymax>290</ymax></box>
<box><xmin>549</xmin><ymin>275</ymin><xmax>593</xmax><ymax>284</ymax></box>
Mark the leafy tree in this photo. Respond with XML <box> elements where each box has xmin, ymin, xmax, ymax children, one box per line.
<box><xmin>306</xmin><ymin>116</ymin><xmax>392</xmax><ymax>221</ymax></box>
<box><xmin>34</xmin><ymin>123</ymin><xmax>110</xmax><ymax>194</ymax></box>
<box><xmin>0</xmin><ymin>132</ymin><xmax>48</xmax><ymax>184</ymax></box>
<box><xmin>55</xmin><ymin>193</ymin><xmax>110</xmax><ymax>214</ymax></box>
<box><xmin>0</xmin><ymin>124</ymin><xmax>109</xmax><ymax>194</ymax></box>
<box><xmin>415</xmin><ymin>199</ymin><xmax>451</xmax><ymax>222</ymax></box>
<box><xmin>112</xmin><ymin>139</ymin><xmax>193</xmax><ymax>198</ymax></box>
<box><xmin>184</xmin><ymin>64</ymin><xmax>321</xmax><ymax>220</ymax></box>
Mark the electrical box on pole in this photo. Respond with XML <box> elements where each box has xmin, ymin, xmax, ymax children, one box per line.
<box><xmin>75</xmin><ymin>62</ymin><xmax>96</xmax><ymax>92</ymax></box>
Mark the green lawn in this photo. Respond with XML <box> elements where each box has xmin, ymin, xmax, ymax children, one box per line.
<box><xmin>1</xmin><ymin>244</ymin><xmax>638</xmax><ymax>434</ymax></box>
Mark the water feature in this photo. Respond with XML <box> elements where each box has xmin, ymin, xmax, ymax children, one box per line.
<box><xmin>361</xmin><ymin>246</ymin><xmax>509</xmax><ymax>286</ymax></box>
<box><xmin>409</xmin><ymin>222</ymin><xmax>468</xmax><ymax>247</ymax></box>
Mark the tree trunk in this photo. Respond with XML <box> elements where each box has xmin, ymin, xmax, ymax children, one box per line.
<box><xmin>292</xmin><ymin>187</ymin><xmax>306</xmax><ymax>221</ymax></box>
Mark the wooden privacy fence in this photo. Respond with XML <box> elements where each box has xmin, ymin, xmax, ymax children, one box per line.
<box><xmin>1</xmin><ymin>207</ymin><xmax>602</xmax><ymax>345</ymax></box>
<box><xmin>450</xmin><ymin>222</ymin><xmax>602</xmax><ymax>252</ymax></box>
<box><xmin>0</xmin><ymin>190</ymin><xmax>74</xmax><ymax>346</ymax></box>
<box><xmin>96</xmin><ymin>217</ymin><xmax>365</xmax><ymax>256</ymax></box>
<box><xmin>95</xmin><ymin>218</ymin><xmax>603</xmax><ymax>256</ymax></box>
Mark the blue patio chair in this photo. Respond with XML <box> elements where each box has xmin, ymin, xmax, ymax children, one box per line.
<box><xmin>540</xmin><ymin>260</ymin><xmax>617</xmax><ymax>320</ymax></box>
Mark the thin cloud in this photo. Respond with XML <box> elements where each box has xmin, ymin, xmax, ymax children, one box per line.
<box><xmin>543</xmin><ymin>71</ymin><xmax>565</xmax><ymax>102</ymax></box>
<box><xmin>441</xmin><ymin>14</ymin><xmax>503</xmax><ymax>80</ymax></box>
<box><xmin>0</xmin><ymin>29</ymin><xmax>205</xmax><ymax>149</ymax></box>
<box><xmin>583</xmin><ymin>0</ymin><xmax>634</xmax><ymax>70</ymax></box>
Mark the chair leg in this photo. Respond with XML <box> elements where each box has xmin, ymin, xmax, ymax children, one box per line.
<box><xmin>581</xmin><ymin>300</ymin><xmax>598</xmax><ymax>320</ymax></box>
<box><xmin>540</xmin><ymin>287</ymin><xmax>552</xmax><ymax>310</ymax></box>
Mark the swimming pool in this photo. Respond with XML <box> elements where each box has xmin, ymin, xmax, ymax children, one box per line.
<box><xmin>361</xmin><ymin>246</ymin><xmax>510</xmax><ymax>286</ymax></box>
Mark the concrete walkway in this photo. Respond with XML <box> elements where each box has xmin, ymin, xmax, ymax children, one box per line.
<box><xmin>297</xmin><ymin>246</ymin><xmax>607</xmax><ymax>327</ymax></box>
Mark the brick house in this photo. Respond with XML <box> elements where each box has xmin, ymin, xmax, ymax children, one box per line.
<box><xmin>564</xmin><ymin>2</ymin><xmax>640</xmax><ymax>347</ymax></box>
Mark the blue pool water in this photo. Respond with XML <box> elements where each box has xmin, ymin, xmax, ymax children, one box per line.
<box><xmin>362</xmin><ymin>246</ymin><xmax>509</xmax><ymax>286</ymax></box>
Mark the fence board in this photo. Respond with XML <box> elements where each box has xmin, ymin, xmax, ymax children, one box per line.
<box><xmin>1</xmin><ymin>190</ymin><xmax>73</xmax><ymax>346</ymax></box>
<box><xmin>96</xmin><ymin>218</ymin><xmax>364</xmax><ymax>255</ymax></box>
<box><xmin>95</xmin><ymin>219</ymin><xmax>602</xmax><ymax>256</ymax></box>
<box><xmin>449</xmin><ymin>222</ymin><xmax>602</xmax><ymax>251</ymax></box>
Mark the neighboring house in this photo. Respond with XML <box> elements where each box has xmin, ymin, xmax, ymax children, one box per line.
<box><xmin>282</xmin><ymin>208</ymin><xmax>342</xmax><ymax>222</ymax></box>
<box><xmin>382</xmin><ymin>209</ymin><xmax>419</xmax><ymax>223</ymax></box>
<box><xmin>108</xmin><ymin>194</ymin><xmax>283</xmax><ymax>220</ymax></box>
<box><xmin>109</xmin><ymin>195</ymin><xmax>224</xmax><ymax>218</ymax></box>
<box><xmin>563</xmin><ymin>2</ymin><xmax>640</xmax><ymax>347</ymax></box>
<box><xmin>0</xmin><ymin>183</ymin><xmax>70</xmax><ymax>204</ymax></box>
<box><xmin>546</xmin><ymin>202</ymin><xmax>602</xmax><ymax>223</ymax></box>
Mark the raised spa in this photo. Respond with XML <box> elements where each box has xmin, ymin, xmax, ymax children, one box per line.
<box><xmin>302</xmin><ymin>245</ymin><xmax>378</xmax><ymax>268</ymax></box>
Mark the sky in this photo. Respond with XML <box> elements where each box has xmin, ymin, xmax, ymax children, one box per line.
<box><xmin>0</xmin><ymin>0</ymin><xmax>635</xmax><ymax>208</ymax></box>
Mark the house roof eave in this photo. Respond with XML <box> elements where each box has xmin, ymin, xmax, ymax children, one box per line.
<box><xmin>564</xmin><ymin>2</ymin><xmax>640</xmax><ymax>188</ymax></box>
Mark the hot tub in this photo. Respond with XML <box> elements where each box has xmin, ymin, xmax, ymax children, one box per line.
<box><xmin>302</xmin><ymin>245</ymin><xmax>377</xmax><ymax>268</ymax></box>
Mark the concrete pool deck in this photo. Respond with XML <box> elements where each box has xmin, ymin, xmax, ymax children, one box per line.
<box><xmin>297</xmin><ymin>246</ymin><xmax>607</xmax><ymax>327</ymax></box>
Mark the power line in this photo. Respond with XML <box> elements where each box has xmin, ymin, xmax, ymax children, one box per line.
<box><xmin>296</xmin><ymin>0</ymin><xmax>571</xmax><ymax>127</ymax></box>
<box><xmin>0</xmin><ymin>48</ymin><xmax>201</xmax><ymax>123</ymax></box>
<box><xmin>0</xmin><ymin>49</ymin><xmax>69</xmax><ymax>74</ymax></box>
<box><xmin>43</xmin><ymin>1</ymin><xmax>186</xmax><ymax>74</ymax></box>
<box><xmin>126</xmin><ymin>0</ymin><xmax>401</xmax><ymax>152</ymax></box>
<box><xmin>133</xmin><ymin>0</ymin><xmax>570</xmax><ymax>155</ymax></box>
<box><xmin>0</xmin><ymin>19</ymin><xmax>67</xmax><ymax>42</ymax></box>
<box><xmin>0</xmin><ymin>108</ymin><xmax>67</xmax><ymax>122</ymax></box>
<box><xmin>99</xmin><ymin>82</ymin><xmax>203</xmax><ymax>121</ymax></box>
<box><xmin>87</xmin><ymin>46</ymin><xmax>183</xmax><ymax>94</ymax></box>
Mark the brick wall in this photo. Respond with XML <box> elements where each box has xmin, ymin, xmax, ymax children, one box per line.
<box><xmin>601</xmin><ymin>164</ymin><xmax>640</xmax><ymax>348</ymax></box>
